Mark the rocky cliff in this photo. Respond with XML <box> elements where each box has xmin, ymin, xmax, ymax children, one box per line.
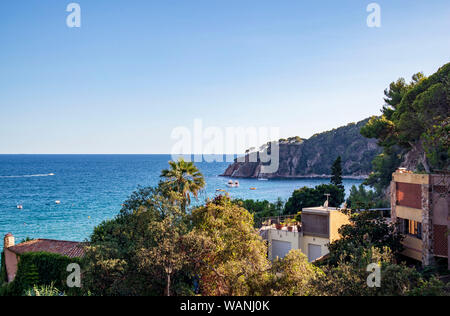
<box><xmin>221</xmin><ymin>118</ymin><xmax>381</xmax><ymax>178</ymax></box>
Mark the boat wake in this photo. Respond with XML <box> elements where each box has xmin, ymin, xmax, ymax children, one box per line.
<box><xmin>0</xmin><ymin>173</ymin><xmax>55</xmax><ymax>178</ymax></box>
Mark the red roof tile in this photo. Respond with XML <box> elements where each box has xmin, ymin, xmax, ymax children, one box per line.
<box><xmin>7</xmin><ymin>239</ymin><xmax>86</xmax><ymax>258</ymax></box>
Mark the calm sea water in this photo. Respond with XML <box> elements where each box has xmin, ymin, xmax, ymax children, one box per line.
<box><xmin>0</xmin><ymin>155</ymin><xmax>363</xmax><ymax>249</ymax></box>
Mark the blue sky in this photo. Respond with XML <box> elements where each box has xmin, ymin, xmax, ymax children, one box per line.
<box><xmin>0</xmin><ymin>0</ymin><xmax>449</xmax><ymax>154</ymax></box>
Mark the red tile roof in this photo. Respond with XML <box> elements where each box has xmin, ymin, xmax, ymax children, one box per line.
<box><xmin>7</xmin><ymin>239</ymin><xmax>86</xmax><ymax>258</ymax></box>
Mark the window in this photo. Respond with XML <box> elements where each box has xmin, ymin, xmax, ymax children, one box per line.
<box><xmin>402</xmin><ymin>219</ymin><xmax>422</xmax><ymax>239</ymax></box>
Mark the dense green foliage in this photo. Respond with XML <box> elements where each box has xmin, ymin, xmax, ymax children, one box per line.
<box><xmin>423</xmin><ymin>118</ymin><xmax>450</xmax><ymax>171</ymax></box>
<box><xmin>268</xmin><ymin>250</ymin><xmax>322</xmax><ymax>296</ymax></box>
<box><xmin>330</xmin><ymin>156</ymin><xmax>343</xmax><ymax>188</ymax></box>
<box><xmin>278</xmin><ymin>136</ymin><xmax>304</xmax><ymax>143</ymax></box>
<box><xmin>284</xmin><ymin>184</ymin><xmax>345</xmax><ymax>214</ymax></box>
<box><xmin>5</xmin><ymin>156</ymin><xmax>447</xmax><ymax>296</ymax></box>
<box><xmin>0</xmin><ymin>252</ymin><xmax>82</xmax><ymax>296</ymax></box>
<box><xmin>316</xmin><ymin>246</ymin><xmax>448</xmax><ymax>296</ymax></box>
<box><xmin>83</xmin><ymin>186</ymin><xmax>196</xmax><ymax>296</ymax></box>
<box><xmin>346</xmin><ymin>184</ymin><xmax>389</xmax><ymax>209</ymax></box>
<box><xmin>191</xmin><ymin>195</ymin><xmax>270</xmax><ymax>296</ymax></box>
<box><xmin>0</xmin><ymin>251</ymin><xmax>6</xmax><ymax>284</ymax></box>
<box><xmin>283</xmin><ymin>155</ymin><xmax>346</xmax><ymax>214</ymax></box>
<box><xmin>83</xmin><ymin>160</ymin><xmax>330</xmax><ymax>296</ymax></box>
<box><xmin>235</xmin><ymin>198</ymin><xmax>285</xmax><ymax>225</ymax></box>
<box><xmin>326</xmin><ymin>210</ymin><xmax>403</xmax><ymax>266</ymax></box>
<box><xmin>363</xmin><ymin>146</ymin><xmax>403</xmax><ymax>192</ymax></box>
<box><xmin>24</xmin><ymin>283</ymin><xmax>64</xmax><ymax>296</ymax></box>
<box><xmin>315</xmin><ymin>210</ymin><xmax>448</xmax><ymax>296</ymax></box>
<box><xmin>361</xmin><ymin>63</ymin><xmax>450</xmax><ymax>183</ymax></box>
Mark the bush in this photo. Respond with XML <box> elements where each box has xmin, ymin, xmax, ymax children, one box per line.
<box><xmin>5</xmin><ymin>252</ymin><xmax>82</xmax><ymax>296</ymax></box>
<box><xmin>346</xmin><ymin>184</ymin><xmax>389</xmax><ymax>210</ymax></box>
<box><xmin>235</xmin><ymin>198</ymin><xmax>285</xmax><ymax>226</ymax></box>
<box><xmin>24</xmin><ymin>283</ymin><xmax>65</xmax><ymax>296</ymax></box>
<box><xmin>284</xmin><ymin>184</ymin><xmax>345</xmax><ymax>215</ymax></box>
<box><xmin>0</xmin><ymin>282</ymin><xmax>15</xmax><ymax>296</ymax></box>
<box><xmin>407</xmin><ymin>277</ymin><xmax>449</xmax><ymax>296</ymax></box>
<box><xmin>1</xmin><ymin>251</ymin><xmax>7</xmax><ymax>284</ymax></box>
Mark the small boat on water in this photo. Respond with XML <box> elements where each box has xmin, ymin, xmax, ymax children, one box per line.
<box><xmin>17</xmin><ymin>204</ymin><xmax>23</xmax><ymax>209</ymax></box>
<box><xmin>55</xmin><ymin>200</ymin><xmax>61</xmax><ymax>205</ymax></box>
<box><xmin>49</xmin><ymin>173</ymin><xmax>55</xmax><ymax>176</ymax></box>
<box><xmin>250</xmin><ymin>187</ymin><xmax>257</xmax><ymax>190</ymax></box>
<box><xmin>227</xmin><ymin>180</ymin><xmax>240</xmax><ymax>188</ymax></box>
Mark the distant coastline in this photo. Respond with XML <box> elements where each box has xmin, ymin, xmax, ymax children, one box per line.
<box><xmin>220</xmin><ymin>174</ymin><xmax>368</xmax><ymax>180</ymax></box>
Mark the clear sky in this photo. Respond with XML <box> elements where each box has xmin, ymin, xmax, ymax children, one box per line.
<box><xmin>0</xmin><ymin>0</ymin><xmax>449</xmax><ymax>154</ymax></box>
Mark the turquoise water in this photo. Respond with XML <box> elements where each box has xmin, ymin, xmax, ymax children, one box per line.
<box><xmin>0</xmin><ymin>155</ymin><xmax>363</xmax><ymax>249</ymax></box>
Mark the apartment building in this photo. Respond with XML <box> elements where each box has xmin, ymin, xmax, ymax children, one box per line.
<box><xmin>260</xmin><ymin>206</ymin><xmax>350</xmax><ymax>262</ymax></box>
<box><xmin>390</xmin><ymin>170</ymin><xmax>449</xmax><ymax>269</ymax></box>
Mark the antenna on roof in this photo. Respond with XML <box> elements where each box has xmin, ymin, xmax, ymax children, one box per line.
<box><xmin>323</xmin><ymin>193</ymin><xmax>330</xmax><ymax>210</ymax></box>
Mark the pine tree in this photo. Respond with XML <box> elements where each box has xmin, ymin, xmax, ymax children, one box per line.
<box><xmin>331</xmin><ymin>156</ymin><xmax>343</xmax><ymax>188</ymax></box>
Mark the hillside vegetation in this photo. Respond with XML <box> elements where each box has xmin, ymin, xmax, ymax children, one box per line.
<box><xmin>222</xmin><ymin>118</ymin><xmax>382</xmax><ymax>178</ymax></box>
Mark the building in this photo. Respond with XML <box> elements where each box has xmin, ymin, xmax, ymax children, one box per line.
<box><xmin>390</xmin><ymin>170</ymin><xmax>449</xmax><ymax>269</ymax></box>
<box><xmin>260</xmin><ymin>206</ymin><xmax>351</xmax><ymax>262</ymax></box>
<box><xmin>3</xmin><ymin>233</ymin><xmax>85</xmax><ymax>283</ymax></box>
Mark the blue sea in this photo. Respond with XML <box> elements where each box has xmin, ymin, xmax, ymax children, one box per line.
<box><xmin>0</xmin><ymin>155</ymin><xmax>363</xmax><ymax>250</ymax></box>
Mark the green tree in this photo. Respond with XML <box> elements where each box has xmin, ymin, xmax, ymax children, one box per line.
<box><xmin>24</xmin><ymin>283</ymin><xmax>64</xmax><ymax>296</ymax></box>
<box><xmin>269</xmin><ymin>250</ymin><xmax>322</xmax><ymax>296</ymax></box>
<box><xmin>135</xmin><ymin>209</ymin><xmax>205</xmax><ymax>296</ymax></box>
<box><xmin>361</xmin><ymin>63</ymin><xmax>450</xmax><ymax>175</ymax></box>
<box><xmin>83</xmin><ymin>185</ymin><xmax>196</xmax><ymax>296</ymax></box>
<box><xmin>1</xmin><ymin>251</ymin><xmax>7</xmax><ymax>284</ymax></box>
<box><xmin>326</xmin><ymin>210</ymin><xmax>403</xmax><ymax>266</ymax></box>
<box><xmin>408</xmin><ymin>277</ymin><xmax>449</xmax><ymax>296</ymax></box>
<box><xmin>346</xmin><ymin>184</ymin><xmax>389</xmax><ymax>210</ymax></box>
<box><xmin>314</xmin><ymin>246</ymin><xmax>438</xmax><ymax>296</ymax></box>
<box><xmin>330</xmin><ymin>156</ymin><xmax>343</xmax><ymax>188</ymax></box>
<box><xmin>22</xmin><ymin>264</ymin><xmax>40</xmax><ymax>290</ymax></box>
<box><xmin>423</xmin><ymin>118</ymin><xmax>450</xmax><ymax>171</ymax></box>
<box><xmin>191</xmin><ymin>195</ymin><xmax>270</xmax><ymax>296</ymax></box>
<box><xmin>160</xmin><ymin>158</ymin><xmax>205</xmax><ymax>208</ymax></box>
<box><xmin>284</xmin><ymin>184</ymin><xmax>345</xmax><ymax>215</ymax></box>
<box><xmin>363</xmin><ymin>146</ymin><xmax>404</xmax><ymax>192</ymax></box>
<box><xmin>235</xmin><ymin>198</ymin><xmax>285</xmax><ymax>226</ymax></box>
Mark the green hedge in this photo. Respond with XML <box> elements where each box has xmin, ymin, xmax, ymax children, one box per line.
<box><xmin>1</xmin><ymin>252</ymin><xmax>82</xmax><ymax>296</ymax></box>
<box><xmin>1</xmin><ymin>251</ymin><xmax>7</xmax><ymax>284</ymax></box>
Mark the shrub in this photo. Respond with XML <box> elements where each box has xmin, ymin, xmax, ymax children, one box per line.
<box><xmin>6</xmin><ymin>252</ymin><xmax>82</xmax><ymax>296</ymax></box>
<box><xmin>1</xmin><ymin>251</ymin><xmax>7</xmax><ymax>284</ymax></box>
<box><xmin>24</xmin><ymin>283</ymin><xmax>65</xmax><ymax>296</ymax></box>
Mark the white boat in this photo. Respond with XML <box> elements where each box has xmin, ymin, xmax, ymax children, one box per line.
<box><xmin>17</xmin><ymin>204</ymin><xmax>23</xmax><ymax>209</ymax></box>
<box><xmin>55</xmin><ymin>200</ymin><xmax>61</xmax><ymax>205</ymax></box>
<box><xmin>227</xmin><ymin>180</ymin><xmax>240</xmax><ymax>188</ymax></box>
<box><xmin>49</xmin><ymin>173</ymin><xmax>55</xmax><ymax>176</ymax></box>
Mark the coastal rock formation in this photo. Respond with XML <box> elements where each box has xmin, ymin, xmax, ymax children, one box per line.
<box><xmin>222</xmin><ymin>118</ymin><xmax>381</xmax><ymax>179</ymax></box>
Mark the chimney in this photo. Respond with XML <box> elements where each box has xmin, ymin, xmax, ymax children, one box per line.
<box><xmin>4</xmin><ymin>233</ymin><xmax>15</xmax><ymax>249</ymax></box>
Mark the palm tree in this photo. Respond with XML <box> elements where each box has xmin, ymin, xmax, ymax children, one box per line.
<box><xmin>160</xmin><ymin>158</ymin><xmax>205</xmax><ymax>207</ymax></box>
